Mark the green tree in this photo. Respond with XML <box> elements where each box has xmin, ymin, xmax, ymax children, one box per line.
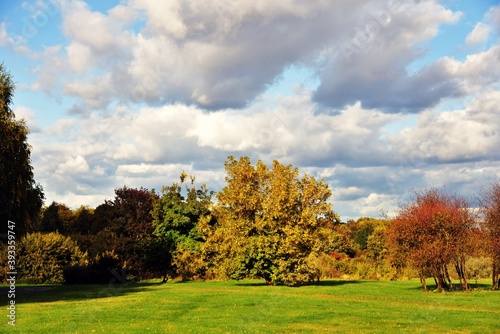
<box><xmin>0</xmin><ymin>63</ymin><xmax>44</xmax><ymax>237</ymax></box>
<box><xmin>151</xmin><ymin>172</ymin><xmax>214</xmax><ymax>281</ymax></box>
<box><xmin>201</xmin><ymin>156</ymin><xmax>339</xmax><ymax>286</ymax></box>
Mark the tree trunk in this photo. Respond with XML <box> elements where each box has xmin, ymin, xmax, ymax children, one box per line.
<box><xmin>419</xmin><ymin>272</ymin><xmax>428</xmax><ymax>292</ymax></box>
<box><xmin>493</xmin><ymin>263</ymin><xmax>499</xmax><ymax>291</ymax></box>
<box><xmin>444</xmin><ymin>265</ymin><xmax>453</xmax><ymax>291</ymax></box>
<box><xmin>454</xmin><ymin>259</ymin><xmax>469</xmax><ymax>291</ymax></box>
<box><xmin>264</xmin><ymin>273</ymin><xmax>273</xmax><ymax>285</ymax></box>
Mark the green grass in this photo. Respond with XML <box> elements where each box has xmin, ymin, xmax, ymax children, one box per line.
<box><xmin>2</xmin><ymin>279</ymin><xmax>499</xmax><ymax>333</ymax></box>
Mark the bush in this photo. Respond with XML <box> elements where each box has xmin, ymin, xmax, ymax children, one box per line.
<box><xmin>17</xmin><ymin>232</ymin><xmax>88</xmax><ymax>284</ymax></box>
<box><xmin>173</xmin><ymin>240</ymin><xmax>205</xmax><ymax>281</ymax></box>
<box><xmin>314</xmin><ymin>253</ymin><xmax>350</xmax><ymax>279</ymax></box>
<box><xmin>64</xmin><ymin>250</ymin><xmax>123</xmax><ymax>284</ymax></box>
<box><xmin>465</xmin><ymin>257</ymin><xmax>492</xmax><ymax>284</ymax></box>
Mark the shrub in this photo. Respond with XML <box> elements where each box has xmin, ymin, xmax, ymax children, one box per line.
<box><xmin>63</xmin><ymin>250</ymin><xmax>122</xmax><ymax>284</ymax></box>
<box><xmin>17</xmin><ymin>232</ymin><xmax>88</xmax><ymax>284</ymax></box>
<box><xmin>465</xmin><ymin>257</ymin><xmax>492</xmax><ymax>285</ymax></box>
<box><xmin>314</xmin><ymin>253</ymin><xmax>351</xmax><ymax>279</ymax></box>
<box><xmin>173</xmin><ymin>240</ymin><xmax>205</xmax><ymax>281</ymax></box>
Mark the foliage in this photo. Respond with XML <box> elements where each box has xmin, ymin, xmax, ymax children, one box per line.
<box><xmin>323</xmin><ymin>227</ymin><xmax>356</xmax><ymax>258</ymax></box>
<box><xmin>344</xmin><ymin>217</ymin><xmax>389</xmax><ymax>252</ymax></box>
<box><xmin>465</xmin><ymin>257</ymin><xmax>492</xmax><ymax>286</ymax></box>
<box><xmin>313</xmin><ymin>253</ymin><xmax>350</xmax><ymax>279</ymax></box>
<box><xmin>151</xmin><ymin>172</ymin><xmax>214</xmax><ymax>280</ymax></box>
<box><xmin>17</xmin><ymin>232</ymin><xmax>88</xmax><ymax>284</ymax></box>
<box><xmin>39</xmin><ymin>202</ymin><xmax>75</xmax><ymax>233</ymax></box>
<box><xmin>387</xmin><ymin>189</ymin><xmax>477</xmax><ymax>291</ymax></box>
<box><xmin>172</xmin><ymin>238</ymin><xmax>205</xmax><ymax>281</ymax></box>
<box><xmin>480</xmin><ymin>181</ymin><xmax>500</xmax><ymax>290</ymax></box>
<box><xmin>63</xmin><ymin>250</ymin><xmax>123</xmax><ymax>284</ymax></box>
<box><xmin>86</xmin><ymin>187</ymin><xmax>161</xmax><ymax>280</ymax></box>
<box><xmin>201</xmin><ymin>156</ymin><xmax>339</xmax><ymax>286</ymax></box>
<box><xmin>0</xmin><ymin>63</ymin><xmax>44</xmax><ymax>236</ymax></box>
<box><xmin>366</xmin><ymin>227</ymin><xmax>388</xmax><ymax>262</ymax></box>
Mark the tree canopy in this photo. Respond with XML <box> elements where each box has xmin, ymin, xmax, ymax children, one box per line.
<box><xmin>151</xmin><ymin>172</ymin><xmax>214</xmax><ymax>281</ymax></box>
<box><xmin>387</xmin><ymin>189</ymin><xmax>477</xmax><ymax>291</ymax></box>
<box><xmin>201</xmin><ymin>156</ymin><xmax>339</xmax><ymax>286</ymax></box>
<box><xmin>0</xmin><ymin>63</ymin><xmax>44</xmax><ymax>237</ymax></box>
<box><xmin>480</xmin><ymin>181</ymin><xmax>500</xmax><ymax>290</ymax></box>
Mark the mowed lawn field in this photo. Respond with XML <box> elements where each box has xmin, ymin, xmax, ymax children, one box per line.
<box><xmin>2</xmin><ymin>279</ymin><xmax>499</xmax><ymax>333</ymax></box>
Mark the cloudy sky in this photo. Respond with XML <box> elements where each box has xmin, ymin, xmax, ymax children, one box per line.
<box><xmin>1</xmin><ymin>0</ymin><xmax>500</xmax><ymax>221</ymax></box>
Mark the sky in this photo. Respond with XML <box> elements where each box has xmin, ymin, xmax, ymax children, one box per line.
<box><xmin>1</xmin><ymin>0</ymin><xmax>500</xmax><ymax>221</ymax></box>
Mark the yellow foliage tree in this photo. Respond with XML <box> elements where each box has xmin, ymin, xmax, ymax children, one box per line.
<box><xmin>201</xmin><ymin>156</ymin><xmax>339</xmax><ymax>286</ymax></box>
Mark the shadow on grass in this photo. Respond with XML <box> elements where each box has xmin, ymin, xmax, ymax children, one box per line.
<box><xmin>235</xmin><ymin>279</ymin><xmax>365</xmax><ymax>287</ymax></box>
<box><xmin>0</xmin><ymin>281</ymin><xmax>166</xmax><ymax>304</ymax></box>
<box><xmin>309</xmin><ymin>280</ymin><xmax>365</xmax><ymax>287</ymax></box>
<box><xmin>406</xmin><ymin>282</ymin><xmax>493</xmax><ymax>291</ymax></box>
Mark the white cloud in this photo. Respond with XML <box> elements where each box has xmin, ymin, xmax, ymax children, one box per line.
<box><xmin>392</xmin><ymin>91</ymin><xmax>500</xmax><ymax>163</ymax></box>
<box><xmin>13</xmin><ymin>106</ymin><xmax>41</xmax><ymax>132</ymax></box>
<box><xmin>466</xmin><ymin>22</ymin><xmax>491</xmax><ymax>45</ymax></box>
<box><xmin>314</xmin><ymin>0</ymin><xmax>462</xmax><ymax>112</ymax></box>
<box><xmin>56</xmin><ymin>155</ymin><xmax>90</xmax><ymax>174</ymax></box>
<box><xmin>0</xmin><ymin>23</ymin><xmax>29</xmax><ymax>54</ymax></box>
<box><xmin>5</xmin><ymin>0</ymin><xmax>500</xmax><ymax>220</ymax></box>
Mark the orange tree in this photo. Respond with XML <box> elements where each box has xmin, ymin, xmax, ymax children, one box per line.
<box><xmin>200</xmin><ymin>156</ymin><xmax>339</xmax><ymax>286</ymax></box>
<box><xmin>480</xmin><ymin>181</ymin><xmax>500</xmax><ymax>290</ymax></box>
<box><xmin>387</xmin><ymin>189</ymin><xmax>476</xmax><ymax>291</ymax></box>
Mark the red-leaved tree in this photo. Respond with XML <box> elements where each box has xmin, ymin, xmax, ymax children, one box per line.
<box><xmin>387</xmin><ymin>189</ymin><xmax>476</xmax><ymax>292</ymax></box>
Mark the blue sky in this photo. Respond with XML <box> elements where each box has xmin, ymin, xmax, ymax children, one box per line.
<box><xmin>1</xmin><ymin>0</ymin><xmax>500</xmax><ymax>221</ymax></box>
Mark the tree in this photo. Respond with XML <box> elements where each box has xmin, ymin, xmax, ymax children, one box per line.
<box><xmin>480</xmin><ymin>181</ymin><xmax>500</xmax><ymax>290</ymax></box>
<box><xmin>40</xmin><ymin>201</ymin><xmax>75</xmax><ymax>233</ymax></box>
<box><xmin>82</xmin><ymin>187</ymin><xmax>161</xmax><ymax>280</ymax></box>
<box><xmin>201</xmin><ymin>156</ymin><xmax>339</xmax><ymax>286</ymax></box>
<box><xmin>387</xmin><ymin>189</ymin><xmax>476</xmax><ymax>291</ymax></box>
<box><xmin>0</xmin><ymin>63</ymin><xmax>44</xmax><ymax>237</ymax></box>
<box><xmin>17</xmin><ymin>232</ymin><xmax>88</xmax><ymax>284</ymax></box>
<box><xmin>151</xmin><ymin>172</ymin><xmax>214</xmax><ymax>281</ymax></box>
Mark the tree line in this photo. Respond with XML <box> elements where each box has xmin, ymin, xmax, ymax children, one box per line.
<box><xmin>1</xmin><ymin>63</ymin><xmax>499</xmax><ymax>290</ymax></box>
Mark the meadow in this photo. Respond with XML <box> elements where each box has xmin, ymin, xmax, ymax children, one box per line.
<box><xmin>2</xmin><ymin>279</ymin><xmax>499</xmax><ymax>333</ymax></box>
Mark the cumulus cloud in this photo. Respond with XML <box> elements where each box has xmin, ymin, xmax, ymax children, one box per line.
<box><xmin>313</xmin><ymin>0</ymin><xmax>462</xmax><ymax>112</ymax></box>
<box><xmin>392</xmin><ymin>91</ymin><xmax>500</xmax><ymax>164</ymax></box>
<box><xmin>5</xmin><ymin>0</ymin><xmax>500</xmax><ymax>220</ymax></box>
<box><xmin>26</xmin><ymin>0</ymin><xmax>466</xmax><ymax>112</ymax></box>
<box><xmin>486</xmin><ymin>5</ymin><xmax>500</xmax><ymax>37</ymax></box>
<box><xmin>466</xmin><ymin>22</ymin><xmax>491</xmax><ymax>45</ymax></box>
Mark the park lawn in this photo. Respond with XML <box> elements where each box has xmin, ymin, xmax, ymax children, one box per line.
<box><xmin>3</xmin><ymin>279</ymin><xmax>499</xmax><ymax>333</ymax></box>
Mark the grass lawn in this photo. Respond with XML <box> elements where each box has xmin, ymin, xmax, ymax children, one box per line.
<box><xmin>2</xmin><ymin>279</ymin><xmax>499</xmax><ymax>333</ymax></box>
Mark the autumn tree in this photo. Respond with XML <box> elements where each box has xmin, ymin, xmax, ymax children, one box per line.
<box><xmin>17</xmin><ymin>232</ymin><xmax>88</xmax><ymax>284</ymax></box>
<box><xmin>0</xmin><ymin>63</ymin><xmax>44</xmax><ymax>237</ymax></box>
<box><xmin>201</xmin><ymin>156</ymin><xmax>339</xmax><ymax>286</ymax></box>
<box><xmin>480</xmin><ymin>181</ymin><xmax>500</xmax><ymax>290</ymax></box>
<box><xmin>85</xmin><ymin>187</ymin><xmax>162</xmax><ymax>280</ymax></box>
<box><xmin>39</xmin><ymin>202</ymin><xmax>75</xmax><ymax>233</ymax></box>
<box><xmin>151</xmin><ymin>172</ymin><xmax>214</xmax><ymax>281</ymax></box>
<box><xmin>387</xmin><ymin>189</ymin><xmax>476</xmax><ymax>292</ymax></box>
